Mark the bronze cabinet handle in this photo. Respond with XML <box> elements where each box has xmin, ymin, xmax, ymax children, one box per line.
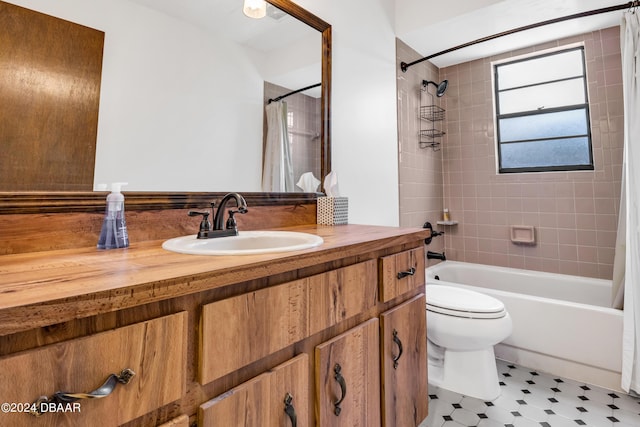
<box><xmin>392</xmin><ymin>329</ymin><xmax>403</xmax><ymax>369</ymax></box>
<box><xmin>30</xmin><ymin>368</ymin><xmax>135</xmax><ymax>417</ymax></box>
<box><xmin>397</xmin><ymin>267</ymin><xmax>416</xmax><ymax>279</ymax></box>
<box><xmin>284</xmin><ymin>393</ymin><xmax>297</xmax><ymax>427</ymax></box>
<box><xmin>333</xmin><ymin>363</ymin><xmax>347</xmax><ymax>416</ymax></box>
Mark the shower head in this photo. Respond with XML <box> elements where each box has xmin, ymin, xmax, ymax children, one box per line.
<box><xmin>422</xmin><ymin>79</ymin><xmax>448</xmax><ymax>97</ymax></box>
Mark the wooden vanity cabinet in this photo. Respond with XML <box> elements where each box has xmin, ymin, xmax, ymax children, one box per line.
<box><xmin>0</xmin><ymin>224</ymin><xmax>429</xmax><ymax>426</ymax></box>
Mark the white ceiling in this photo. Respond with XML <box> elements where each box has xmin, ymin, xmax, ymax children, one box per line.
<box><xmin>125</xmin><ymin>0</ymin><xmax>630</xmax><ymax>76</ymax></box>
<box><xmin>396</xmin><ymin>0</ymin><xmax>628</xmax><ymax>68</ymax></box>
<box><xmin>126</xmin><ymin>0</ymin><xmax>315</xmax><ymax>52</ymax></box>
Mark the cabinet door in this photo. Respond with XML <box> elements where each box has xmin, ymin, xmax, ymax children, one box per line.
<box><xmin>380</xmin><ymin>294</ymin><xmax>428</xmax><ymax>427</ymax></box>
<box><xmin>199</xmin><ymin>372</ymin><xmax>270</xmax><ymax>426</ymax></box>
<box><xmin>158</xmin><ymin>414</ymin><xmax>189</xmax><ymax>427</ymax></box>
<box><xmin>268</xmin><ymin>354</ymin><xmax>309</xmax><ymax>427</ymax></box>
<box><xmin>199</xmin><ymin>354</ymin><xmax>309</xmax><ymax>427</ymax></box>
<box><xmin>315</xmin><ymin>318</ymin><xmax>381</xmax><ymax>427</ymax></box>
<box><xmin>379</xmin><ymin>247</ymin><xmax>425</xmax><ymax>302</ymax></box>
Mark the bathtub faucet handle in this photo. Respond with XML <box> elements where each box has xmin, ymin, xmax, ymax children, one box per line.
<box><xmin>427</xmin><ymin>251</ymin><xmax>446</xmax><ymax>261</ymax></box>
<box><xmin>423</xmin><ymin>221</ymin><xmax>444</xmax><ymax>244</ymax></box>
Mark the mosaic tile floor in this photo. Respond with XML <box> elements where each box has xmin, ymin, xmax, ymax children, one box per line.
<box><xmin>420</xmin><ymin>359</ymin><xmax>640</xmax><ymax>427</ymax></box>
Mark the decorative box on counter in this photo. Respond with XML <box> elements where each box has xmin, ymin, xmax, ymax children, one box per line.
<box><xmin>317</xmin><ymin>196</ymin><xmax>348</xmax><ymax>225</ymax></box>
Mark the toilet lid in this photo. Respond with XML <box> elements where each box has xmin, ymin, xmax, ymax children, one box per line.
<box><xmin>426</xmin><ymin>284</ymin><xmax>506</xmax><ymax>319</ymax></box>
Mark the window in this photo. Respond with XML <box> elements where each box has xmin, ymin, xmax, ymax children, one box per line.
<box><xmin>494</xmin><ymin>47</ymin><xmax>594</xmax><ymax>173</ymax></box>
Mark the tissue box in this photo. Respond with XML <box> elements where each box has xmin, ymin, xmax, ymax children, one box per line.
<box><xmin>317</xmin><ymin>197</ymin><xmax>348</xmax><ymax>225</ymax></box>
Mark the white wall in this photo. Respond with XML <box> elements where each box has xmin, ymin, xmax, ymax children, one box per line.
<box><xmin>294</xmin><ymin>0</ymin><xmax>400</xmax><ymax>226</ymax></box>
<box><xmin>7</xmin><ymin>0</ymin><xmax>265</xmax><ymax>192</ymax></box>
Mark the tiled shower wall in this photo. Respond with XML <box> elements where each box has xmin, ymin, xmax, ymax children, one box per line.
<box><xmin>397</xmin><ymin>27</ymin><xmax>623</xmax><ymax>279</ymax></box>
<box><xmin>396</xmin><ymin>39</ymin><xmax>446</xmax><ymax>257</ymax></box>
<box><xmin>264</xmin><ymin>82</ymin><xmax>322</xmax><ymax>190</ymax></box>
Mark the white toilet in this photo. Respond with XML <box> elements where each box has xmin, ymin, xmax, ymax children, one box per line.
<box><xmin>426</xmin><ymin>284</ymin><xmax>513</xmax><ymax>401</ymax></box>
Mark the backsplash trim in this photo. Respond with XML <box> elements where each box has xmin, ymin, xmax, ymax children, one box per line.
<box><xmin>0</xmin><ymin>192</ymin><xmax>320</xmax><ymax>214</ymax></box>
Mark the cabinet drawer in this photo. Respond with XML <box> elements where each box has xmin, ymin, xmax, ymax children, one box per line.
<box><xmin>379</xmin><ymin>247</ymin><xmax>425</xmax><ymax>302</ymax></box>
<box><xmin>0</xmin><ymin>312</ymin><xmax>188</xmax><ymax>427</ymax></box>
<box><xmin>200</xmin><ymin>260</ymin><xmax>377</xmax><ymax>385</ymax></box>
<box><xmin>200</xmin><ymin>278</ymin><xmax>307</xmax><ymax>385</ymax></box>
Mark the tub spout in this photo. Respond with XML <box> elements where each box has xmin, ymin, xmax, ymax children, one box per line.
<box><xmin>427</xmin><ymin>251</ymin><xmax>446</xmax><ymax>261</ymax></box>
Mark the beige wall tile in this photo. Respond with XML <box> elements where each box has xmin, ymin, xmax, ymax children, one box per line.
<box><xmin>397</xmin><ymin>28</ymin><xmax>622</xmax><ymax>279</ymax></box>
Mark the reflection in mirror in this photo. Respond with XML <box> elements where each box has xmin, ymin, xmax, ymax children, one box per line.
<box><xmin>101</xmin><ymin>0</ymin><xmax>325</xmax><ymax>192</ymax></box>
<box><xmin>257</xmin><ymin>3</ymin><xmax>323</xmax><ymax>192</ymax></box>
<box><xmin>1</xmin><ymin>0</ymin><xmax>330</xmax><ymax>196</ymax></box>
<box><xmin>263</xmin><ymin>81</ymin><xmax>322</xmax><ymax>192</ymax></box>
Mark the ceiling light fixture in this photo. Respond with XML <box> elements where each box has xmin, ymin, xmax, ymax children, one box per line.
<box><xmin>243</xmin><ymin>0</ymin><xmax>267</xmax><ymax>19</ymax></box>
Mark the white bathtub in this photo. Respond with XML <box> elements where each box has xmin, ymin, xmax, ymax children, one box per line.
<box><xmin>426</xmin><ymin>261</ymin><xmax>624</xmax><ymax>391</ymax></box>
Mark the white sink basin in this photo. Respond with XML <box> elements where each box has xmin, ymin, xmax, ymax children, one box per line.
<box><xmin>162</xmin><ymin>230</ymin><xmax>324</xmax><ymax>255</ymax></box>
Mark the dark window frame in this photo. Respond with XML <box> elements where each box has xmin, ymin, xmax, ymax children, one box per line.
<box><xmin>494</xmin><ymin>46</ymin><xmax>594</xmax><ymax>174</ymax></box>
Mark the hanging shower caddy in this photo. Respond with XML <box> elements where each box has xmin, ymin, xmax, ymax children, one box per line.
<box><xmin>419</xmin><ymin>81</ymin><xmax>446</xmax><ymax>150</ymax></box>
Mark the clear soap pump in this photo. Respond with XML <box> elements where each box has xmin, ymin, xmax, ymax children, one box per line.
<box><xmin>97</xmin><ymin>182</ymin><xmax>129</xmax><ymax>249</ymax></box>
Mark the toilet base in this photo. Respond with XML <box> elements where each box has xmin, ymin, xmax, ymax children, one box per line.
<box><xmin>428</xmin><ymin>346</ymin><xmax>502</xmax><ymax>401</ymax></box>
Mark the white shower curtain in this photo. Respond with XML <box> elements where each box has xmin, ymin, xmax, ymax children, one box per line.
<box><xmin>618</xmin><ymin>10</ymin><xmax>640</xmax><ymax>394</ymax></box>
<box><xmin>262</xmin><ymin>101</ymin><xmax>294</xmax><ymax>192</ymax></box>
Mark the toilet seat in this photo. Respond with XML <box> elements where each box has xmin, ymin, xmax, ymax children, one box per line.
<box><xmin>426</xmin><ymin>285</ymin><xmax>506</xmax><ymax>319</ymax></box>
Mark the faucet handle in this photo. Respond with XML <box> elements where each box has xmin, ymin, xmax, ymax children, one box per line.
<box><xmin>225</xmin><ymin>208</ymin><xmax>248</xmax><ymax>230</ymax></box>
<box><xmin>188</xmin><ymin>210</ymin><xmax>212</xmax><ymax>237</ymax></box>
<box><xmin>188</xmin><ymin>210</ymin><xmax>210</xmax><ymax>219</ymax></box>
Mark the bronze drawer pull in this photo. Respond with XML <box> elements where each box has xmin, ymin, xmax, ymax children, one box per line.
<box><xmin>333</xmin><ymin>363</ymin><xmax>347</xmax><ymax>416</ymax></box>
<box><xmin>392</xmin><ymin>329</ymin><xmax>403</xmax><ymax>369</ymax></box>
<box><xmin>397</xmin><ymin>267</ymin><xmax>416</xmax><ymax>279</ymax></box>
<box><xmin>30</xmin><ymin>368</ymin><xmax>135</xmax><ymax>417</ymax></box>
<box><xmin>284</xmin><ymin>393</ymin><xmax>297</xmax><ymax>427</ymax></box>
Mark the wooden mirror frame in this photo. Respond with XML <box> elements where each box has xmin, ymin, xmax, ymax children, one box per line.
<box><xmin>0</xmin><ymin>0</ymin><xmax>331</xmax><ymax>214</ymax></box>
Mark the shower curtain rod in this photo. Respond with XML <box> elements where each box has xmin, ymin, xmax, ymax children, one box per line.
<box><xmin>267</xmin><ymin>83</ymin><xmax>321</xmax><ymax>103</ymax></box>
<box><xmin>400</xmin><ymin>0</ymin><xmax>639</xmax><ymax>72</ymax></box>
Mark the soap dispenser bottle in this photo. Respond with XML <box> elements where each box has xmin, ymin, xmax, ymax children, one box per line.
<box><xmin>97</xmin><ymin>182</ymin><xmax>129</xmax><ymax>249</ymax></box>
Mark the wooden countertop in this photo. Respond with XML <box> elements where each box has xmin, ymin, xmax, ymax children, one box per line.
<box><xmin>0</xmin><ymin>224</ymin><xmax>428</xmax><ymax>336</ymax></box>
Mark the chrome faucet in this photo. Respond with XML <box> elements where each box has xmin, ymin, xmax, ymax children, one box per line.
<box><xmin>188</xmin><ymin>193</ymin><xmax>248</xmax><ymax>239</ymax></box>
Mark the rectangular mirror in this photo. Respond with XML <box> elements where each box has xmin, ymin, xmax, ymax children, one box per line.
<box><xmin>0</xmin><ymin>0</ymin><xmax>331</xmax><ymax>212</ymax></box>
